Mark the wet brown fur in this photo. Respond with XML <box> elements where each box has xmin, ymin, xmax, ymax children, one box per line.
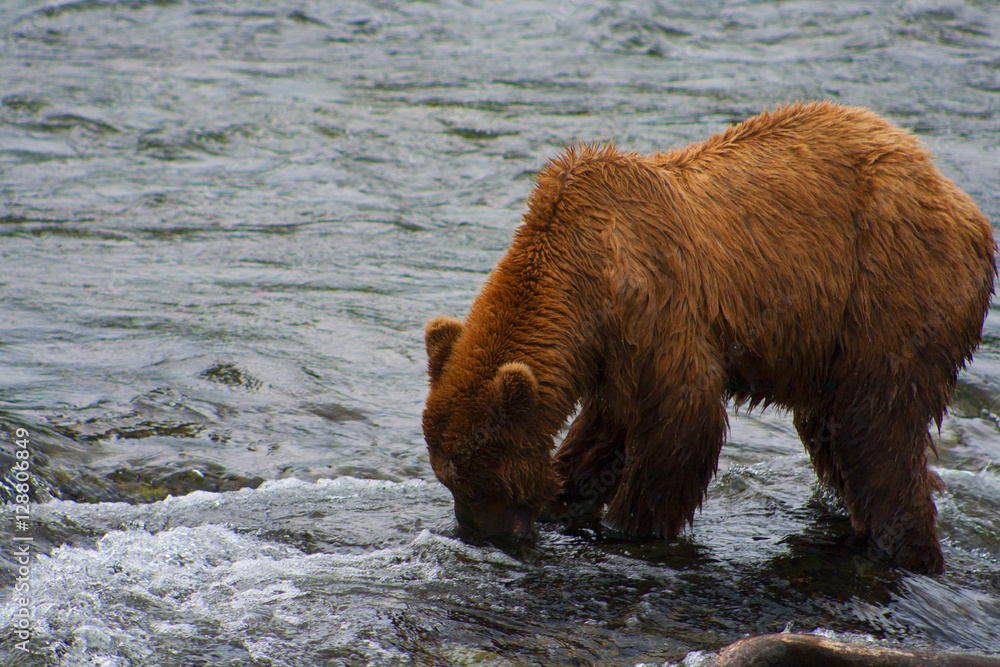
<box><xmin>422</xmin><ymin>101</ymin><xmax>995</xmax><ymax>573</ymax></box>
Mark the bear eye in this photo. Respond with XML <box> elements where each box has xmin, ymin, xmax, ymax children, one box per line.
<box><xmin>465</xmin><ymin>426</ymin><xmax>496</xmax><ymax>451</ymax></box>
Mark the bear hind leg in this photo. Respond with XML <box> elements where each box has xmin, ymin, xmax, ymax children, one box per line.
<box><xmin>823</xmin><ymin>393</ymin><xmax>945</xmax><ymax>574</ymax></box>
<box><xmin>793</xmin><ymin>406</ymin><xmax>846</xmax><ymax>498</ymax></box>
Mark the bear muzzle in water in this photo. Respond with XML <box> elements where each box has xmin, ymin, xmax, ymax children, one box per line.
<box><xmin>453</xmin><ymin>497</ymin><xmax>538</xmax><ymax>540</ymax></box>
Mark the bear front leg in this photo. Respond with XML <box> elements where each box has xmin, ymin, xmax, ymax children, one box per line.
<box><xmin>603</xmin><ymin>377</ymin><xmax>729</xmax><ymax>540</ymax></box>
<box><xmin>546</xmin><ymin>400</ymin><xmax>628</xmax><ymax>526</ymax></box>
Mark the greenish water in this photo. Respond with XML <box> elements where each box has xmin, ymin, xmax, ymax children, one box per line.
<box><xmin>1</xmin><ymin>1</ymin><xmax>999</xmax><ymax>665</ymax></box>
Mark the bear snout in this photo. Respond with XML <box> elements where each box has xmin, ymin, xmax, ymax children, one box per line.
<box><xmin>453</xmin><ymin>497</ymin><xmax>538</xmax><ymax>541</ymax></box>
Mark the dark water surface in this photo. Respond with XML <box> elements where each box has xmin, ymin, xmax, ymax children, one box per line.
<box><xmin>2</xmin><ymin>1</ymin><xmax>1000</xmax><ymax>665</ymax></box>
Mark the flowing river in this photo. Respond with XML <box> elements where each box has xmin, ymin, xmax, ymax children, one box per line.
<box><xmin>1</xmin><ymin>1</ymin><xmax>999</xmax><ymax>665</ymax></box>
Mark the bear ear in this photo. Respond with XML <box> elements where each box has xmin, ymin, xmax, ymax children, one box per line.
<box><xmin>486</xmin><ymin>362</ymin><xmax>539</xmax><ymax>424</ymax></box>
<box><xmin>425</xmin><ymin>317</ymin><xmax>463</xmax><ymax>383</ymax></box>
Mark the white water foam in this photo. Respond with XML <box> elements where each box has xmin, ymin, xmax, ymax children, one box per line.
<box><xmin>2</xmin><ymin>477</ymin><xmax>510</xmax><ymax>666</ymax></box>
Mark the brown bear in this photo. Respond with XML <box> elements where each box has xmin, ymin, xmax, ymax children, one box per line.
<box><xmin>422</xmin><ymin>101</ymin><xmax>995</xmax><ymax>574</ymax></box>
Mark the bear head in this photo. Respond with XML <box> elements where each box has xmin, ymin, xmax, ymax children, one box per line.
<box><xmin>422</xmin><ymin>316</ymin><xmax>561</xmax><ymax>540</ymax></box>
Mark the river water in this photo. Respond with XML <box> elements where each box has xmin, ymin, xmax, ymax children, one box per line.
<box><xmin>1</xmin><ymin>1</ymin><xmax>999</xmax><ymax>665</ymax></box>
